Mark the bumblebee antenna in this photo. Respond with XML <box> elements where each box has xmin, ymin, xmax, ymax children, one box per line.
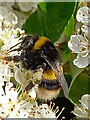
<box><xmin>7</xmin><ymin>41</ymin><xmax>22</xmax><ymax>53</ymax></box>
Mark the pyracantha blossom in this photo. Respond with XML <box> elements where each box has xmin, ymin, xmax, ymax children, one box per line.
<box><xmin>0</xmin><ymin>13</ymin><xmax>25</xmax><ymax>56</ymax></box>
<box><xmin>0</xmin><ymin>82</ymin><xmax>64</xmax><ymax>119</ymax></box>
<box><xmin>0</xmin><ymin>82</ymin><xmax>37</xmax><ymax>118</ymax></box>
<box><xmin>73</xmin><ymin>94</ymin><xmax>90</xmax><ymax>119</ymax></box>
<box><xmin>76</xmin><ymin>6</ymin><xmax>90</xmax><ymax>24</ymax></box>
<box><xmin>0</xmin><ymin>62</ymin><xmax>13</xmax><ymax>86</ymax></box>
<box><xmin>0</xmin><ymin>2</ymin><xmax>32</xmax><ymax>28</ymax></box>
<box><xmin>68</xmin><ymin>35</ymin><xmax>90</xmax><ymax>68</ymax></box>
<box><xmin>14</xmin><ymin>65</ymin><xmax>43</xmax><ymax>89</ymax></box>
<box><xmin>68</xmin><ymin>6</ymin><xmax>90</xmax><ymax>68</ymax></box>
<box><xmin>29</xmin><ymin>102</ymin><xmax>65</xmax><ymax>118</ymax></box>
<box><xmin>17</xmin><ymin>2</ymin><xmax>38</xmax><ymax>12</ymax></box>
<box><xmin>0</xmin><ymin>4</ymin><xmax>13</xmax><ymax>18</ymax></box>
<box><xmin>81</xmin><ymin>24</ymin><xmax>90</xmax><ymax>39</ymax></box>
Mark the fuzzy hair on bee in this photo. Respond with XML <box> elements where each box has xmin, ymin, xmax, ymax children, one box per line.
<box><xmin>3</xmin><ymin>35</ymin><xmax>69</xmax><ymax>101</ymax></box>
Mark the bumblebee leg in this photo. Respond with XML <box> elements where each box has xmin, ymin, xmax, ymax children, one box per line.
<box><xmin>2</xmin><ymin>55</ymin><xmax>21</xmax><ymax>62</ymax></box>
<box><xmin>25</xmin><ymin>82</ymin><xmax>34</xmax><ymax>91</ymax></box>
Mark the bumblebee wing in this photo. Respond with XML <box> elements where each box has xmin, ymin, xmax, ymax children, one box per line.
<box><xmin>41</xmin><ymin>54</ymin><xmax>69</xmax><ymax>98</ymax></box>
<box><xmin>57</xmin><ymin>66</ymin><xmax>69</xmax><ymax>98</ymax></box>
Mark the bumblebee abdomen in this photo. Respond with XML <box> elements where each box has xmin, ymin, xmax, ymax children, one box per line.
<box><xmin>36</xmin><ymin>86</ymin><xmax>61</xmax><ymax>101</ymax></box>
<box><xmin>37</xmin><ymin>69</ymin><xmax>61</xmax><ymax>100</ymax></box>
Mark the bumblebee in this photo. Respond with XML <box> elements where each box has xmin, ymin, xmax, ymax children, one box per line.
<box><xmin>3</xmin><ymin>35</ymin><xmax>68</xmax><ymax>101</ymax></box>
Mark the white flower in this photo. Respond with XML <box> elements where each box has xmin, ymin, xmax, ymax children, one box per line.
<box><xmin>14</xmin><ymin>65</ymin><xmax>43</xmax><ymax>88</ymax></box>
<box><xmin>68</xmin><ymin>35</ymin><xmax>90</xmax><ymax>68</ymax></box>
<box><xmin>0</xmin><ymin>62</ymin><xmax>13</xmax><ymax>86</ymax></box>
<box><xmin>0</xmin><ymin>12</ymin><xmax>18</xmax><ymax>30</ymax></box>
<box><xmin>14</xmin><ymin>65</ymin><xmax>44</xmax><ymax>100</ymax></box>
<box><xmin>29</xmin><ymin>102</ymin><xmax>65</xmax><ymax>118</ymax></box>
<box><xmin>0</xmin><ymin>13</ymin><xmax>25</xmax><ymax>55</ymax></box>
<box><xmin>17</xmin><ymin>2</ymin><xmax>38</xmax><ymax>12</ymax></box>
<box><xmin>30</xmin><ymin>104</ymin><xmax>56</xmax><ymax>118</ymax></box>
<box><xmin>0</xmin><ymin>82</ymin><xmax>64</xmax><ymax>118</ymax></box>
<box><xmin>73</xmin><ymin>94</ymin><xmax>90</xmax><ymax>119</ymax></box>
<box><xmin>0</xmin><ymin>82</ymin><xmax>37</xmax><ymax>118</ymax></box>
<box><xmin>68</xmin><ymin>6</ymin><xmax>90</xmax><ymax>68</ymax></box>
<box><xmin>76</xmin><ymin>6</ymin><xmax>90</xmax><ymax>24</ymax></box>
<box><xmin>4</xmin><ymin>13</ymin><xmax>18</xmax><ymax>27</ymax></box>
<box><xmin>0</xmin><ymin>4</ymin><xmax>13</xmax><ymax>18</ymax></box>
<box><xmin>81</xmin><ymin>24</ymin><xmax>90</xmax><ymax>39</ymax></box>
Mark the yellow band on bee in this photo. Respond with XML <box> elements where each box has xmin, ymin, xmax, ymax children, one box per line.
<box><xmin>33</xmin><ymin>36</ymin><xmax>49</xmax><ymax>50</ymax></box>
<box><xmin>43</xmin><ymin>69</ymin><xmax>56</xmax><ymax>80</ymax></box>
<box><xmin>43</xmin><ymin>66</ymin><xmax>63</xmax><ymax>80</ymax></box>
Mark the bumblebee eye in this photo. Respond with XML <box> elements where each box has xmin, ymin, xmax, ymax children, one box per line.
<box><xmin>20</xmin><ymin>35</ymin><xmax>39</xmax><ymax>50</ymax></box>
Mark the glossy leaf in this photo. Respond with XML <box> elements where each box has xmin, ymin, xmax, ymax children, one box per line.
<box><xmin>69</xmin><ymin>61</ymin><xmax>84</xmax><ymax>91</ymax></box>
<box><xmin>22</xmin><ymin>2</ymin><xmax>76</xmax><ymax>43</ymax></box>
<box><xmin>69</xmin><ymin>73</ymin><xmax>90</xmax><ymax>103</ymax></box>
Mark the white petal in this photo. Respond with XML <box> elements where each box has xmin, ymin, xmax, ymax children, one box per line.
<box><xmin>20</xmin><ymin>101</ymin><xmax>37</xmax><ymax>111</ymax></box>
<box><xmin>0</xmin><ymin>6</ymin><xmax>9</xmax><ymax>17</ymax></box>
<box><xmin>79</xmin><ymin>50</ymin><xmax>89</xmax><ymax>57</ymax></box>
<box><xmin>28</xmin><ymin>87</ymin><xmax>36</xmax><ymax>100</ymax></box>
<box><xmin>18</xmin><ymin>2</ymin><xmax>37</xmax><ymax>12</ymax></box>
<box><xmin>81</xmin><ymin>24</ymin><xmax>90</xmax><ymax>39</ymax></box>
<box><xmin>73</xmin><ymin>54</ymin><xmax>89</xmax><ymax>68</ymax></box>
<box><xmin>5</xmin><ymin>82</ymin><xmax>13</xmax><ymax>90</ymax></box>
<box><xmin>76</xmin><ymin>6</ymin><xmax>90</xmax><ymax>23</ymax></box>
<box><xmin>0</xmin><ymin>87</ymin><xmax>6</xmax><ymax>104</ymax></box>
<box><xmin>5</xmin><ymin>2</ymin><xmax>15</xmax><ymax>7</ymax></box>
<box><xmin>5</xmin><ymin>82</ymin><xmax>18</xmax><ymax>102</ymax></box>
<box><xmin>0</xmin><ymin>14</ymin><xmax>4</xmax><ymax>21</ymax></box>
<box><xmin>68</xmin><ymin>35</ymin><xmax>86</xmax><ymax>53</ymax></box>
<box><xmin>0</xmin><ymin>87</ymin><xmax>5</xmax><ymax>96</ymax></box>
<box><xmin>5</xmin><ymin>13</ymin><xmax>18</xmax><ymax>25</ymax></box>
<box><xmin>74</xmin><ymin>106</ymin><xmax>88</xmax><ymax>118</ymax></box>
<box><xmin>81</xmin><ymin>94</ymin><xmax>90</xmax><ymax>111</ymax></box>
<box><xmin>71</xmin><ymin>35</ymin><xmax>87</xmax><ymax>45</ymax></box>
<box><xmin>68</xmin><ymin>40</ymin><xmax>82</xmax><ymax>53</ymax></box>
<box><xmin>30</xmin><ymin>104</ymin><xmax>56</xmax><ymax>118</ymax></box>
<box><xmin>0</xmin><ymin>107</ymin><xmax>8</xmax><ymax>118</ymax></box>
<box><xmin>14</xmin><ymin>66</ymin><xmax>26</xmax><ymax>84</ymax></box>
<box><xmin>8</xmin><ymin>108</ymin><xmax>29</xmax><ymax>118</ymax></box>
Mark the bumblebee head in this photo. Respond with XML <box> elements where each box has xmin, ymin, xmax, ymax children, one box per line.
<box><xmin>7</xmin><ymin>35</ymin><xmax>49</xmax><ymax>53</ymax></box>
<box><xmin>20</xmin><ymin>35</ymin><xmax>39</xmax><ymax>50</ymax></box>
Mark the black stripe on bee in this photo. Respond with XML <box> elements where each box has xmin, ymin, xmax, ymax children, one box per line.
<box><xmin>39</xmin><ymin>79</ymin><xmax>61</xmax><ymax>90</ymax></box>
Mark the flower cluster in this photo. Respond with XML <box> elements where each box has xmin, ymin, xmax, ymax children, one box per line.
<box><xmin>0</xmin><ymin>12</ymin><xmax>64</xmax><ymax>118</ymax></box>
<box><xmin>0</xmin><ymin>82</ymin><xmax>62</xmax><ymax>118</ymax></box>
<box><xmin>0</xmin><ymin>2</ymin><xmax>38</xmax><ymax>28</ymax></box>
<box><xmin>17</xmin><ymin>2</ymin><xmax>38</xmax><ymax>12</ymax></box>
<box><xmin>68</xmin><ymin>6</ymin><xmax>90</xmax><ymax>68</ymax></box>
<box><xmin>73</xmin><ymin>94</ymin><xmax>90</xmax><ymax>119</ymax></box>
<box><xmin>0</xmin><ymin>12</ymin><xmax>24</xmax><ymax>87</ymax></box>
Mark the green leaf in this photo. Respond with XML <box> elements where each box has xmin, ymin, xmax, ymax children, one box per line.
<box><xmin>69</xmin><ymin>61</ymin><xmax>84</xmax><ymax>91</ymax></box>
<box><xmin>39</xmin><ymin>2</ymin><xmax>47</xmax><ymax>13</ymax></box>
<box><xmin>61</xmin><ymin>44</ymin><xmax>70</xmax><ymax>64</ymax></box>
<box><xmin>64</xmin><ymin>15</ymin><xmax>74</xmax><ymax>37</ymax></box>
<box><xmin>22</xmin><ymin>8</ymin><xmax>47</xmax><ymax>36</ymax></box>
<box><xmin>22</xmin><ymin>2</ymin><xmax>76</xmax><ymax>43</ymax></box>
<box><xmin>69</xmin><ymin>73</ymin><xmax>90</xmax><ymax>104</ymax></box>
